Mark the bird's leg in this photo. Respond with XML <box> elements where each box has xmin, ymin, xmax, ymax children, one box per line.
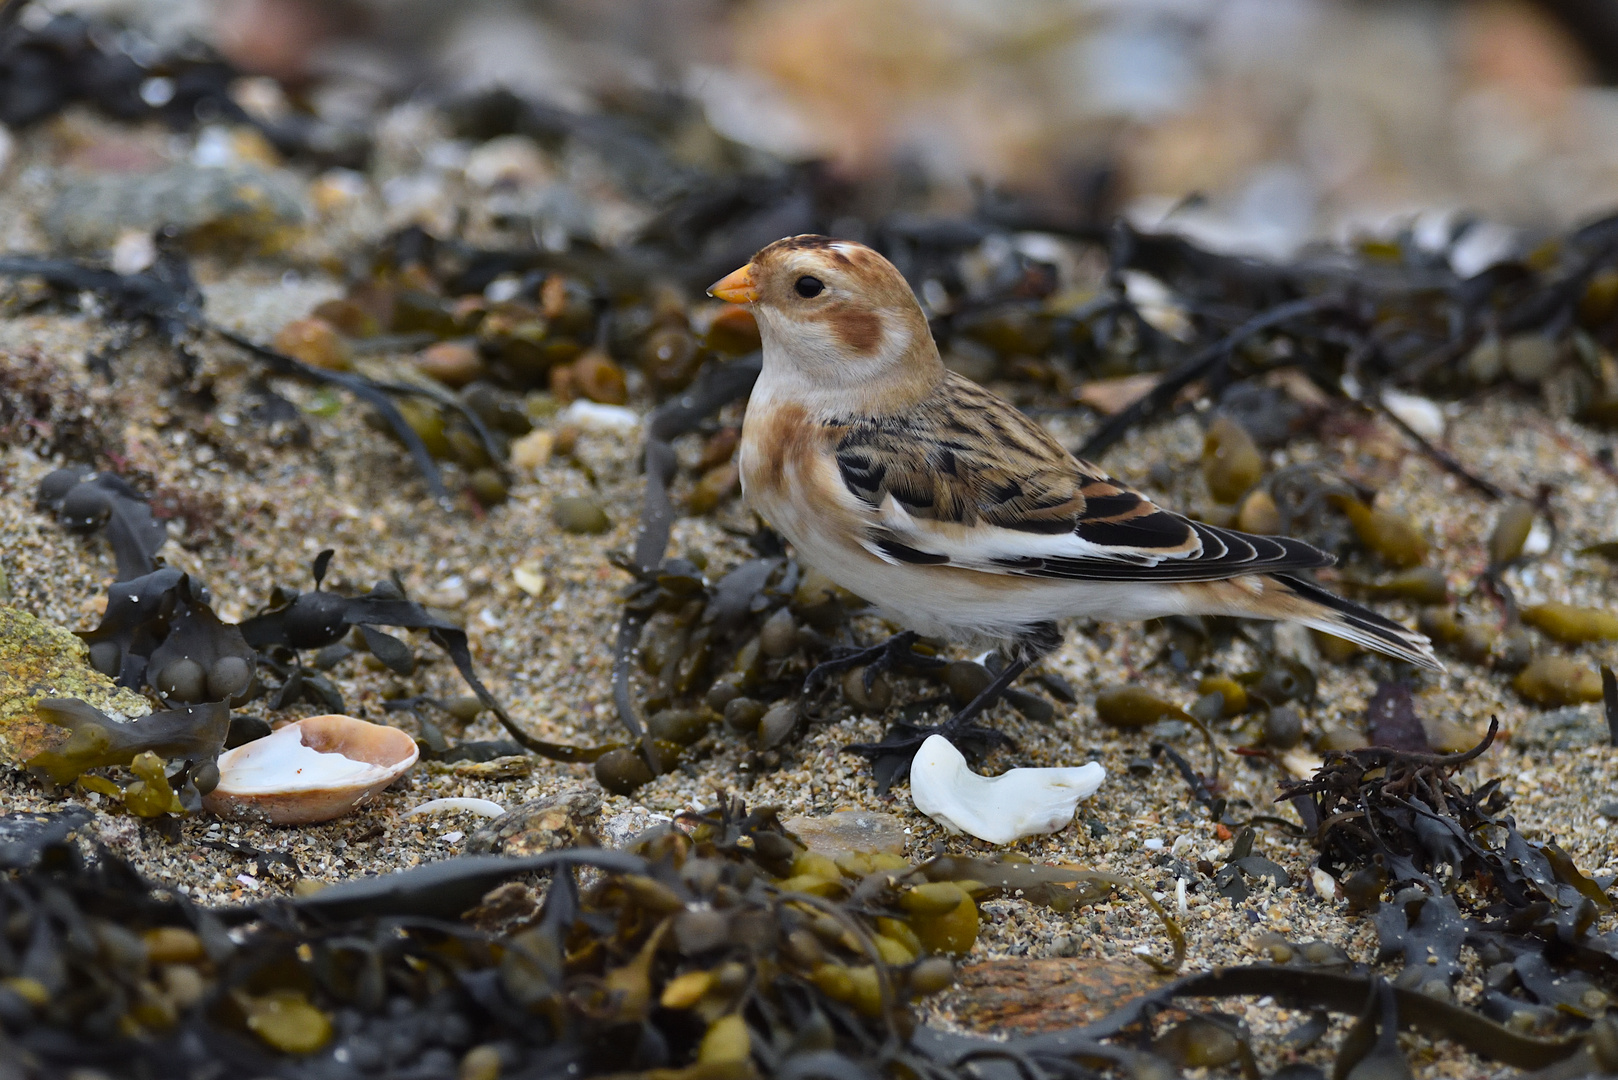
<box><xmin>802</xmin><ymin>629</ymin><xmax>946</xmax><ymax>694</ymax></box>
<box><xmin>845</xmin><ymin>622</ymin><xmax>1062</xmax><ymax>792</ymax></box>
<box><xmin>935</xmin><ymin>653</ymin><xmax>1033</xmax><ymax>738</ymax></box>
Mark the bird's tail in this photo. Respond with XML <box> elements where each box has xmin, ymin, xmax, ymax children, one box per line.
<box><xmin>1185</xmin><ymin>572</ymin><xmax>1443</xmax><ymax>671</ymax></box>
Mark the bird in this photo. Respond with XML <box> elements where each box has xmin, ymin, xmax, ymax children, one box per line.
<box><xmin>709</xmin><ymin>234</ymin><xmax>1440</xmax><ymax>786</ymax></box>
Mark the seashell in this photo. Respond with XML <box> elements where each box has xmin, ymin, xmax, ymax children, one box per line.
<box><xmin>558</xmin><ymin>399</ymin><xmax>639</xmax><ymax>432</ymax></box>
<box><xmin>406</xmin><ymin>797</ymin><xmax>506</xmax><ymax>818</ymax></box>
<box><xmin>908</xmin><ymin>735</ymin><xmax>1105</xmax><ymax>845</ymax></box>
<box><xmin>202</xmin><ymin>714</ymin><xmax>418</xmax><ymax>825</ymax></box>
<box><xmin>1379</xmin><ymin>388</ymin><xmax>1446</xmax><ymax>440</ymax></box>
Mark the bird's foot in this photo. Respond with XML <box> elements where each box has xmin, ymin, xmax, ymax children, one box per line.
<box><xmin>843</xmin><ymin>647</ymin><xmax>1035</xmax><ymax>792</ymax></box>
<box><xmin>845</xmin><ymin>717</ymin><xmax>1012</xmax><ymax>794</ymax></box>
<box><xmin>802</xmin><ymin>629</ymin><xmax>946</xmax><ymax>694</ymax></box>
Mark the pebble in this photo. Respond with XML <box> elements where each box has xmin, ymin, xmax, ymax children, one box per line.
<box><xmin>780</xmin><ymin>810</ymin><xmax>907</xmax><ymax>856</ymax></box>
<box><xmin>413</xmin><ymin>342</ymin><xmax>485</xmax><ymax>387</ymax></box>
<box><xmin>558</xmin><ymin>400</ymin><xmax>638</xmax><ymax>432</ymax></box>
<box><xmin>45</xmin><ymin>163</ymin><xmax>308</xmax><ymax>251</ymax></box>
<box><xmin>599</xmin><ymin>807</ymin><xmax>674</xmax><ymax>849</ymax></box>
<box><xmin>509</xmin><ymin>430</ymin><xmax>553</xmax><ymax>471</ymax></box>
<box><xmin>465</xmin><ymin>787</ymin><xmax>600</xmax><ymax>855</ymax></box>
<box><xmin>1510</xmin><ymin>702</ymin><xmax>1612</xmax><ymax>750</ymax></box>
<box><xmin>552</xmin><ymin>496</ymin><xmax>611</xmax><ymax>534</ymax></box>
<box><xmin>273</xmin><ymin>317</ymin><xmax>351</xmax><ymax>371</ymax></box>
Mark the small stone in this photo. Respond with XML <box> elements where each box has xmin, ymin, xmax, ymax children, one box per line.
<box><xmin>312</xmin><ymin>298</ymin><xmax>380</xmax><ymax>338</ymax></box>
<box><xmin>1511</xmin><ymin>701</ymin><xmax>1610</xmax><ymax>748</ymax></box>
<box><xmin>567</xmin><ymin>351</ymin><xmax>628</xmax><ymax>405</ymax></box>
<box><xmin>594</xmin><ymin>749</ymin><xmax>654</xmax><ymax>795</ymax></box>
<box><xmin>414</xmin><ymin>342</ymin><xmax>486</xmax><ymax>388</ymax></box>
<box><xmin>705</xmin><ymin>305</ymin><xmax>762</xmax><ymax>354</ymax></box>
<box><xmin>46</xmin><ymin>163</ymin><xmax>307</xmax><ymax>252</ymax></box>
<box><xmin>242</xmin><ymin>989</ymin><xmax>332</xmax><ymax>1054</ymax></box>
<box><xmin>509</xmin><ymin>429</ymin><xmax>553</xmax><ymax>471</ymax></box>
<box><xmin>757</xmin><ymin>701</ymin><xmax>798</xmax><ymax>748</ymax></box>
<box><xmin>552</xmin><ymin>496</ymin><xmax>611</xmax><ymax>534</ymax></box>
<box><xmin>440</xmin><ymin>756</ymin><xmax>533</xmax><ymax>781</ymax></box>
<box><xmin>688</xmin><ymin>463</ymin><xmax>740</xmax><ymax>515</ymax></box>
<box><xmin>464</xmin><ymin>135</ymin><xmax>551</xmax><ymax>190</ymax></box>
<box><xmin>465</xmin><ymin>787</ymin><xmax>601</xmax><ymax>855</ymax></box>
<box><xmin>274</xmin><ymin>317</ymin><xmax>351</xmax><ymax>371</ymax></box>
<box><xmin>463</xmin><ymin>881</ymin><xmax>542</xmax><ymax>933</ymax></box>
<box><xmin>469</xmin><ymin>469</ymin><xmax>507</xmax><ymax>508</ymax></box>
<box><xmin>1073</xmin><ymin>373</ymin><xmax>1158</xmax><ymax>416</ymax></box>
<box><xmin>758</xmin><ymin>608</ymin><xmax>798</xmax><ymax>658</ymax></box>
<box><xmin>1314</xmin><ymin>724</ymin><xmax>1366</xmax><ymax>751</ymax></box>
<box><xmin>1503</xmin><ymin>333</ymin><xmax>1560</xmax><ymax>383</ymax></box>
<box><xmin>459</xmin><ymin>1044</ymin><xmax>504</xmax><ymax>1080</ymax></box>
<box><xmin>599</xmin><ymin>806</ymin><xmax>674</xmax><ymax>848</ymax></box>
<box><xmin>1598</xmin><ymin>801</ymin><xmax>1618</xmax><ymax>820</ymax></box>
<box><xmin>780</xmin><ymin>810</ymin><xmax>907</xmax><ymax>857</ymax></box>
<box><xmin>945</xmin><ymin>660</ymin><xmax>993</xmax><ymax>705</ymax></box>
<box><xmin>1236</xmin><ymin>489</ymin><xmax>1281</xmax><ymax>534</ymax></box>
<box><xmin>512</xmin><ymin>563</ymin><xmax>546</xmax><ymax>597</ymax></box>
<box><xmin>1004</xmin><ymin>688</ymin><xmax>1053</xmax><ymax>723</ymax></box>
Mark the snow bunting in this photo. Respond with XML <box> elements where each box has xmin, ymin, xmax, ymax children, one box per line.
<box><xmin>710</xmin><ymin>235</ymin><xmax>1439</xmax><ymax>774</ymax></box>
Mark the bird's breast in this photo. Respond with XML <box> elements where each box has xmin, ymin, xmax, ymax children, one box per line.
<box><xmin>739</xmin><ymin>400</ymin><xmax>819</xmax><ymax>504</ymax></box>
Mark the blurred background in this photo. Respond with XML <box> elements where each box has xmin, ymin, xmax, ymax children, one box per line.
<box><xmin>36</xmin><ymin>0</ymin><xmax>1618</xmax><ymax>258</ymax></box>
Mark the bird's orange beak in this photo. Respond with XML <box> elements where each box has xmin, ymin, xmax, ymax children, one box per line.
<box><xmin>708</xmin><ymin>264</ymin><xmax>758</xmax><ymax>304</ymax></box>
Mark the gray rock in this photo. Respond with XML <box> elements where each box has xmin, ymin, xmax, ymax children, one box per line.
<box><xmin>464</xmin><ymin>786</ymin><xmax>600</xmax><ymax>855</ymax></box>
<box><xmin>47</xmin><ymin>164</ymin><xmax>307</xmax><ymax>252</ymax></box>
<box><xmin>1511</xmin><ymin>703</ymin><xmax>1610</xmax><ymax>751</ymax></box>
<box><xmin>599</xmin><ymin>806</ymin><xmax>674</xmax><ymax>849</ymax></box>
<box><xmin>780</xmin><ymin>809</ymin><xmax>906</xmax><ymax>856</ymax></box>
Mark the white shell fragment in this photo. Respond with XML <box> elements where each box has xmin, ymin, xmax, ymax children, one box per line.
<box><xmin>202</xmin><ymin>714</ymin><xmax>418</xmax><ymax>825</ymax></box>
<box><xmin>406</xmin><ymin>797</ymin><xmax>506</xmax><ymax>819</ymax></box>
<box><xmin>908</xmin><ymin>735</ymin><xmax>1106</xmax><ymax>845</ymax></box>
<box><xmin>1379</xmin><ymin>388</ymin><xmax>1446</xmax><ymax>440</ymax></box>
<box><xmin>559</xmin><ymin>400</ymin><xmax>639</xmax><ymax>432</ymax></box>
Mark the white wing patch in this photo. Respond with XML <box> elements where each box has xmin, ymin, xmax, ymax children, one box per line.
<box><xmin>861</xmin><ymin>494</ymin><xmax>1206</xmax><ymax>570</ymax></box>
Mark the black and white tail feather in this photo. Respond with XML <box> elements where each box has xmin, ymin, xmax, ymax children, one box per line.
<box><xmin>1263</xmin><ymin>572</ymin><xmax>1443</xmax><ymax>671</ymax></box>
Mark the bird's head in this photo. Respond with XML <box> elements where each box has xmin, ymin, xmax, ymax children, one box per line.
<box><xmin>709</xmin><ymin>235</ymin><xmax>941</xmax><ymax>409</ymax></box>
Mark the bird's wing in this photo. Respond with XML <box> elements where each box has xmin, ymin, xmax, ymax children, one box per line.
<box><xmin>833</xmin><ymin>373</ymin><xmax>1332</xmax><ymax>582</ymax></box>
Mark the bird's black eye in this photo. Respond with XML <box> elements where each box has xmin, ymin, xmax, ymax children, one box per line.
<box><xmin>795</xmin><ymin>276</ymin><xmax>824</xmax><ymax>298</ymax></box>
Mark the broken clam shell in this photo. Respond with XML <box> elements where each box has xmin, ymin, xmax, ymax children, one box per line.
<box><xmin>908</xmin><ymin>734</ymin><xmax>1105</xmax><ymax>845</ymax></box>
<box><xmin>202</xmin><ymin>714</ymin><xmax>418</xmax><ymax>824</ymax></box>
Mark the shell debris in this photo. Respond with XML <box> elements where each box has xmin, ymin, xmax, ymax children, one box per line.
<box><xmin>908</xmin><ymin>735</ymin><xmax>1105</xmax><ymax>846</ymax></box>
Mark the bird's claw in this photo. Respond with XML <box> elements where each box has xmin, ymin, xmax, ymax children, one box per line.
<box><xmin>802</xmin><ymin>630</ymin><xmax>944</xmax><ymax>694</ymax></box>
<box><xmin>845</xmin><ymin>718</ymin><xmax>1013</xmax><ymax>794</ymax></box>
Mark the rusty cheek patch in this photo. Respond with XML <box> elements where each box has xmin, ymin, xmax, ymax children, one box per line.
<box><xmin>827</xmin><ymin>308</ymin><xmax>882</xmax><ymax>353</ymax></box>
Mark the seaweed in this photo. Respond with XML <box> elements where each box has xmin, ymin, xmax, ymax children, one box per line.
<box><xmin>75</xmin><ymin>567</ymin><xmax>253</xmax><ymax>702</ymax></box>
<box><xmin>3</xmin><ymin>795</ymin><xmax>1175</xmax><ymax>1079</ymax></box>
<box><xmin>241</xmin><ymin>551</ymin><xmax>613</xmax><ymax>764</ymax></box>
<box><xmin>26</xmin><ymin>698</ymin><xmax>228</xmax><ymax>786</ymax></box>
<box><xmin>34</xmin><ymin>468</ymin><xmax>168</xmax><ymax>581</ymax></box>
<box><xmin>0</xmin><ymin>2</ymin><xmax>366</xmax><ymax>165</ymax></box>
<box><xmin>1281</xmin><ymin>718</ymin><xmax>1618</xmax><ymax>1047</ymax></box>
<box><xmin>0</xmin><ymin>252</ymin><xmax>501</xmax><ymax>507</ymax></box>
